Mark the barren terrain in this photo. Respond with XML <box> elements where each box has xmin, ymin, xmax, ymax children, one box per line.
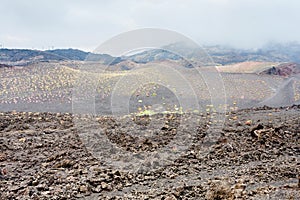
<box><xmin>0</xmin><ymin>106</ymin><xmax>299</xmax><ymax>199</ymax></box>
<box><xmin>0</xmin><ymin>61</ymin><xmax>299</xmax><ymax>199</ymax></box>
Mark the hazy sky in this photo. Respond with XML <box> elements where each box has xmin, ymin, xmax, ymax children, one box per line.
<box><xmin>1</xmin><ymin>0</ymin><xmax>300</xmax><ymax>51</ymax></box>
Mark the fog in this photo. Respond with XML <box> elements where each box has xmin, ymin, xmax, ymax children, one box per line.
<box><xmin>1</xmin><ymin>0</ymin><xmax>300</xmax><ymax>51</ymax></box>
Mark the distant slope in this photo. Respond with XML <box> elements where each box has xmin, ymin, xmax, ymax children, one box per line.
<box><xmin>260</xmin><ymin>63</ymin><xmax>300</xmax><ymax>77</ymax></box>
<box><xmin>258</xmin><ymin>76</ymin><xmax>299</xmax><ymax>107</ymax></box>
<box><xmin>217</xmin><ymin>61</ymin><xmax>278</xmax><ymax>73</ymax></box>
<box><xmin>45</xmin><ymin>49</ymin><xmax>89</xmax><ymax>60</ymax></box>
<box><xmin>0</xmin><ymin>48</ymin><xmax>121</xmax><ymax>66</ymax></box>
<box><xmin>0</xmin><ymin>63</ymin><xmax>12</xmax><ymax>68</ymax></box>
<box><xmin>1</xmin><ymin>41</ymin><xmax>300</xmax><ymax>67</ymax></box>
<box><xmin>127</xmin><ymin>42</ymin><xmax>300</xmax><ymax>65</ymax></box>
<box><xmin>127</xmin><ymin>49</ymin><xmax>181</xmax><ymax>63</ymax></box>
<box><xmin>0</xmin><ymin>49</ymin><xmax>63</xmax><ymax>64</ymax></box>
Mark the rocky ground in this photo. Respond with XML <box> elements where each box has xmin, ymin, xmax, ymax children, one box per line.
<box><xmin>0</xmin><ymin>105</ymin><xmax>299</xmax><ymax>199</ymax></box>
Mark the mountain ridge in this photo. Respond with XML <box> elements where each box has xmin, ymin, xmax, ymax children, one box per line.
<box><xmin>1</xmin><ymin>42</ymin><xmax>300</xmax><ymax>67</ymax></box>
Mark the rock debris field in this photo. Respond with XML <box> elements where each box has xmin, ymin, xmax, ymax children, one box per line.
<box><xmin>0</xmin><ymin>105</ymin><xmax>299</xmax><ymax>199</ymax></box>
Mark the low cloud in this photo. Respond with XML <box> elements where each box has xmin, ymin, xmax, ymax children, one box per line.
<box><xmin>1</xmin><ymin>0</ymin><xmax>300</xmax><ymax>51</ymax></box>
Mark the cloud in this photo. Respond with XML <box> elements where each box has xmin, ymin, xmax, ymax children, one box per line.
<box><xmin>0</xmin><ymin>0</ymin><xmax>300</xmax><ymax>50</ymax></box>
<box><xmin>0</xmin><ymin>34</ymin><xmax>30</xmax><ymax>45</ymax></box>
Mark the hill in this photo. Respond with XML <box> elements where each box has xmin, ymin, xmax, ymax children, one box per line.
<box><xmin>0</xmin><ymin>48</ymin><xmax>120</xmax><ymax>66</ymax></box>
<box><xmin>126</xmin><ymin>42</ymin><xmax>300</xmax><ymax>65</ymax></box>
<box><xmin>216</xmin><ymin>61</ymin><xmax>278</xmax><ymax>73</ymax></box>
<box><xmin>260</xmin><ymin>62</ymin><xmax>300</xmax><ymax>77</ymax></box>
<box><xmin>1</xmin><ymin>42</ymin><xmax>300</xmax><ymax>70</ymax></box>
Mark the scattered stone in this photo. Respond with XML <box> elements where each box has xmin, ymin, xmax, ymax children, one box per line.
<box><xmin>232</xmin><ymin>116</ymin><xmax>238</xmax><ymax>120</ymax></box>
<box><xmin>36</xmin><ymin>183</ymin><xmax>47</xmax><ymax>191</ymax></box>
<box><xmin>165</xmin><ymin>194</ymin><xmax>177</xmax><ymax>200</ymax></box>
<box><xmin>19</xmin><ymin>137</ymin><xmax>26</xmax><ymax>143</ymax></box>
<box><xmin>0</xmin><ymin>107</ymin><xmax>299</xmax><ymax>199</ymax></box>
<box><xmin>53</xmin><ymin>159</ymin><xmax>74</xmax><ymax>168</ymax></box>
<box><xmin>79</xmin><ymin>185</ymin><xmax>88</xmax><ymax>193</ymax></box>
<box><xmin>245</xmin><ymin>120</ymin><xmax>252</xmax><ymax>125</ymax></box>
<box><xmin>101</xmin><ymin>182</ymin><xmax>109</xmax><ymax>189</ymax></box>
<box><xmin>206</xmin><ymin>180</ymin><xmax>234</xmax><ymax>200</ymax></box>
<box><xmin>0</xmin><ymin>153</ymin><xmax>7</xmax><ymax>161</ymax></box>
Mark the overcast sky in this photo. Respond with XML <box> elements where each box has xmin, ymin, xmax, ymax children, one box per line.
<box><xmin>1</xmin><ymin>0</ymin><xmax>300</xmax><ymax>51</ymax></box>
